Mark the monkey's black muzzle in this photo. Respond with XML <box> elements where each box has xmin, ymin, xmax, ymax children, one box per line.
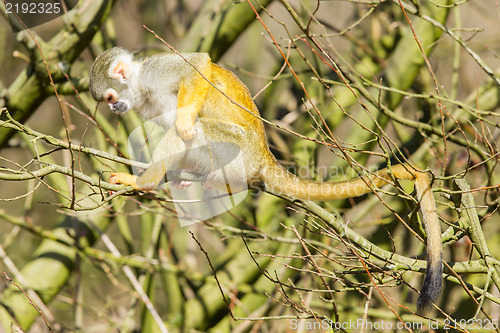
<box><xmin>110</xmin><ymin>101</ymin><xmax>129</xmax><ymax>113</ymax></box>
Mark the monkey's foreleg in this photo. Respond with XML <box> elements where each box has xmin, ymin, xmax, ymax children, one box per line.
<box><xmin>108</xmin><ymin>126</ymin><xmax>188</xmax><ymax>191</ymax></box>
<box><xmin>108</xmin><ymin>172</ymin><xmax>140</xmax><ymax>189</ymax></box>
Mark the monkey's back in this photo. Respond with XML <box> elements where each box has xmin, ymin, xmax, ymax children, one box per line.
<box><xmin>200</xmin><ymin>64</ymin><xmax>277</xmax><ymax>178</ymax></box>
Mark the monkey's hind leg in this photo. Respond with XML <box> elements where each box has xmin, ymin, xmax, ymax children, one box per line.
<box><xmin>109</xmin><ymin>126</ymin><xmax>188</xmax><ymax>191</ymax></box>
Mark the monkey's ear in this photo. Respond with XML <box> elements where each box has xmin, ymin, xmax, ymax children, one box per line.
<box><xmin>110</xmin><ymin>61</ymin><xmax>130</xmax><ymax>82</ymax></box>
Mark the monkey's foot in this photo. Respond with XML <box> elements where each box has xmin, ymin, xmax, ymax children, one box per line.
<box><xmin>170</xmin><ymin>180</ymin><xmax>193</xmax><ymax>189</ymax></box>
<box><xmin>108</xmin><ymin>172</ymin><xmax>139</xmax><ymax>190</ymax></box>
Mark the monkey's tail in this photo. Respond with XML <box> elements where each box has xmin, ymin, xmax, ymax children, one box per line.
<box><xmin>414</xmin><ymin>172</ymin><xmax>443</xmax><ymax>312</ymax></box>
<box><xmin>261</xmin><ymin>162</ymin><xmax>442</xmax><ymax>311</ymax></box>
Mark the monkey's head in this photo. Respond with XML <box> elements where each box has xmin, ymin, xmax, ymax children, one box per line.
<box><xmin>89</xmin><ymin>47</ymin><xmax>139</xmax><ymax>114</ymax></box>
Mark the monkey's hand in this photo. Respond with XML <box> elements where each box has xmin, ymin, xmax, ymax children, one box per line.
<box><xmin>176</xmin><ymin>122</ymin><xmax>196</xmax><ymax>141</ymax></box>
<box><xmin>175</xmin><ymin>105</ymin><xmax>197</xmax><ymax>141</ymax></box>
<box><xmin>108</xmin><ymin>172</ymin><xmax>140</xmax><ymax>190</ymax></box>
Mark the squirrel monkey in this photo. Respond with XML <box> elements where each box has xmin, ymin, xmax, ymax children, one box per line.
<box><xmin>89</xmin><ymin>47</ymin><xmax>442</xmax><ymax>312</ymax></box>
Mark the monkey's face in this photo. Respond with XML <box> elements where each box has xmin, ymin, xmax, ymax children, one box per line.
<box><xmin>89</xmin><ymin>47</ymin><xmax>137</xmax><ymax>114</ymax></box>
<box><xmin>89</xmin><ymin>71</ymin><xmax>135</xmax><ymax>114</ymax></box>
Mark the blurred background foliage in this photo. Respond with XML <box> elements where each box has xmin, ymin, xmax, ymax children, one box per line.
<box><xmin>0</xmin><ymin>0</ymin><xmax>499</xmax><ymax>332</ymax></box>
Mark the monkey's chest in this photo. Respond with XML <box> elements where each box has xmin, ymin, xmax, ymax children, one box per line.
<box><xmin>139</xmin><ymin>92</ymin><xmax>178</xmax><ymax>129</ymax></box>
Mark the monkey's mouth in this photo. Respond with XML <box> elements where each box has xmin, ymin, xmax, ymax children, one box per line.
<box><xmin>109</xmin><ymin>101</ymin><xmax>129</xmax><ymax>113</ymax></box>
